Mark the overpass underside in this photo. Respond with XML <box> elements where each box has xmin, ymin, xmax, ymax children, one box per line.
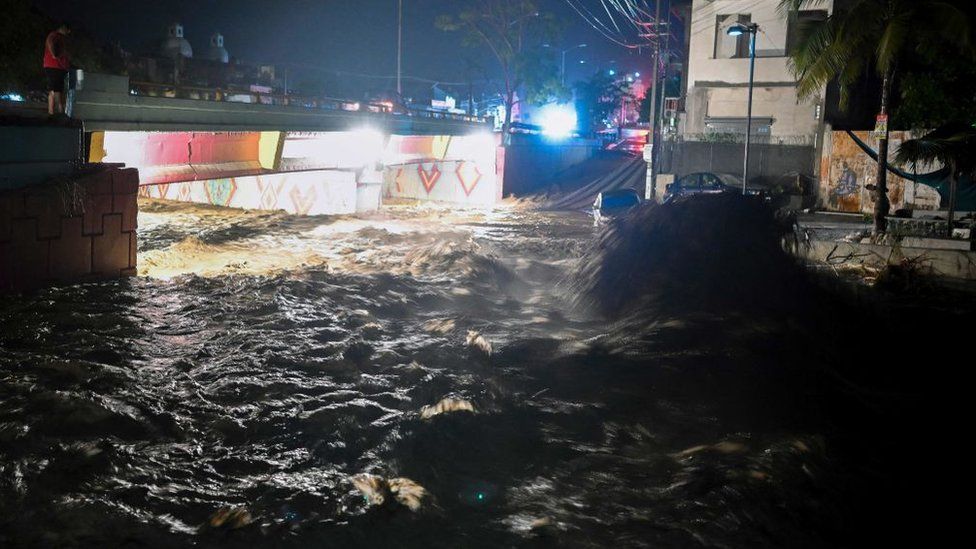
<box><xmin>72</xmin><ymin>73</ymin><xmax>501</xmax><ymax>215</ymax></box>
<box><xmin>93</xmin><ymin>130</ymin><xmax>502</xmax><ymax>215</ymax></box>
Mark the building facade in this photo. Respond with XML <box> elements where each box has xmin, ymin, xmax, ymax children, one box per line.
<box><xmin>681</xmin><ymin>0</ymin><xmax>832</xmax><ymax>142</ymax></box>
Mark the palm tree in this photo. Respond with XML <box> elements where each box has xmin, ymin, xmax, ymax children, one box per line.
<box><xmin>780</xmin><ymin>0</ymin><xmax>971</xmax><ymax>235</ymax></box>
<box><xmin>895</xmin><ymin>123</ymin><xmax>976</xmax><ymax>235</ymax></box>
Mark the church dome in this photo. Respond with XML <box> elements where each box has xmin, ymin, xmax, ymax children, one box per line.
<box><xmin>208</xmin><ymin>33</ymin><xmax>229</xmax><ymax>63</ymax></box>
<box><xmin>162</xmin><ymin>23</ymin><xmax>193</xmax><ymax>58</ymax></box>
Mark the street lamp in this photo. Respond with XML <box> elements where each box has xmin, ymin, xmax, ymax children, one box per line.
<box><xmin>543</xmin><ymin>43</ymin><xmax>587</xmax><ymax>85</ymax></box>
<box><xmin>727</xmin><ymin>22</ymin><xmax>759</xmax><ymax>195</ymax></box>
<box><xmin>397</xmin><ymin>0</ymin><xmax>403</xmax><ymax>97</ymax></box>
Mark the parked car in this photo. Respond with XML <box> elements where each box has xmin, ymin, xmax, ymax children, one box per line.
<box><xmin>592</xmin><ymin>188</ymin><xmax>642</xmax><ymax>224</ymax></box>
<box><xmin>663</xmin><ymin>172</ymin><xmax>765</xmax><ymax>203</ymax></box>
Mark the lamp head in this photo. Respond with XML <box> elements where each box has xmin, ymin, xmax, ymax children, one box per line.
<box><xmin>727</xmin><ymin>23</ymin><xmax>757</xmax><ymax>36</ymax></box>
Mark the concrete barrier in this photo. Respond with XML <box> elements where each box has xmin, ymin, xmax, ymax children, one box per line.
<box><xmin>803</xmin><ymin>239</ymin><xmax>976</xmax><ymax>280</ymax></box>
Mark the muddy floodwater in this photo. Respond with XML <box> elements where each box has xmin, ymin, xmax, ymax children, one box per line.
<box><xmin>0</xmin><ymin>198</ymin><xmax>964</xmax><ymax>547</ymax></box>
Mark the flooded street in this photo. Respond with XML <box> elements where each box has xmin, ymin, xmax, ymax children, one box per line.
<box><xmin>0</xmin><ymin>197</ymin><xmax>962</xmax><ymax>547</ymax></box>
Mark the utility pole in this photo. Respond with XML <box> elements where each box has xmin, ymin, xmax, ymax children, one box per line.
<box><xmin>397</xmin><ymin>0</ymin><xmax>403</xmax><ymax>97</ymax></box>
<box><xmin>656</xmin><ymin>0</ymin><xmax>671</xmax><ymax>170</ymax></box>
<box><xmin>645</xmin><ymin>0</ymin><xmax>662</xmax><ymax>200</ymax></box>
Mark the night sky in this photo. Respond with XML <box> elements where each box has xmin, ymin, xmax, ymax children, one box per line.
<box><xmin>31</xmin><ymin>0</ymin><xmax>656</xmax><ymax>97</ymax></box>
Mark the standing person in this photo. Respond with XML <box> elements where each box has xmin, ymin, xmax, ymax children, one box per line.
<box><xmin>43</xmin><ymin>22</ymin><xmax>71</xmax><ymax>116</ymax></box>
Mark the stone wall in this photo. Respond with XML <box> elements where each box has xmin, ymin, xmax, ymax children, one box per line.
<box><xmin>0</xmin><ymin>167</ymin><xmax>138</xmax><ymax>292</ymax></box>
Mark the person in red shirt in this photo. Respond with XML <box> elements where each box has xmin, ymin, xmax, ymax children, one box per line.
<box><xmin>43</xmin><ymin>23</ymin><xmax>72</xmax><ymax>116</ymax></box>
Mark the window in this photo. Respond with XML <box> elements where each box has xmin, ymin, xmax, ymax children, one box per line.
<box><xmin>787</xmin><ymin>10</ymin><xmax>828</xmax><ymax>54</ymax></box>
<box><xmin>714</xmin><ymin>14</ymin><xmax>752</xmax><ymax>59</ymax></box>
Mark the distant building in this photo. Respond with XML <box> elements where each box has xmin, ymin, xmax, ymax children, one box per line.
<box><xmin>162</xmin><ymin>23</ymin><xmax>193</xmax><ymax>59</ymax></box>
<box><xmin>681</xmin><ymin>0</ymin><xmax>833</xmax><ymax>141</ymax></box>
<box><xmin>125</xmin><ymin>23</ymin><xmax>280</xmax><ymax>94</ymax></box>
<box><xmin>208</xmin><ymin>33</ymin><xmax>229</xmax><ymax>64</ymax></box>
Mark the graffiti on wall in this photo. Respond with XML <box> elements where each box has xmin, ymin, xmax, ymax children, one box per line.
<box><xmin>139</xmin><ymin>170</ymin><xmax>366</xmax><ymax>215</ymax></box>
<box><xmin>819</xmin><ymin>131</ymin><xmax>942</xmax><ymax>213</ymax></box>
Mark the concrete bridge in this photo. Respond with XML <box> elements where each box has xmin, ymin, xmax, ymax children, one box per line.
<box><xmin>73</xmin><ymin>73</ymin><xmax>488</xmax><ymax>135</ymax></box>
<box><xmin>6</xmin><ymin>73</ymin><xmax>504</xmax><ymax>214</ymax></box>
<box><xmin>1</xmin><ymin>73</ymin><xmax>505</xmax><ymax>291</ymax></box>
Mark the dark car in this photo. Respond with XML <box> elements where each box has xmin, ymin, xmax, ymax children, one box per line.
<box><xmin>592</xmin><ymin>188</ymin><xmax>642</xmax><ymax>223</ymax></box>
<box><xmin>664</xmin><ymin>172</ymin><xmax>764</xmax><ymax>203</ymax></box>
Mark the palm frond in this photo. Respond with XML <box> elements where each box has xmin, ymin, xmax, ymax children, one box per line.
<box><xmin>875</xmin><ymin>10</ymin><xmax>911</xmax><ymax>74</ymax></box>
<box><xmin>896</xmin><ymin>123</ymin><xmax>976</xmax><ymax>174</ymax></box>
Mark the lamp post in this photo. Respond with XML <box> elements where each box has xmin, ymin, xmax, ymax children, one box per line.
<box><xmin>727</xmin><ymin>22</ymin><xmax>759</xmax><ymax>195</ymax></box>
<box><xmin>397</xmin><ymin>0</ymin><xmax>403</xmax><ymax>97</ymax></box>
<box><xmin>543</xmin><ymin>43</ymin><xmax>587</xmax><ymax>85</ymax></box>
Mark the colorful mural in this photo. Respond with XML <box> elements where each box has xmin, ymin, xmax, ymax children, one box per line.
<box><xmin>109</xmin><ymin>130</ymin><xmax>501</xmax><ymax>212</ymax></box>
<box><xmin>819</xmin><ymin>131</ymin><xmax>941</xmax><ymax>213</ymax></box>
<box><xmin>140</xmin><ymin>170</ymin><xmax>368</xmax><ymax>215</ymax></box>
<box><xmin>382</xmin><ymin>134</ymin><xmax>501</xmax><ymax>206</ymax></box>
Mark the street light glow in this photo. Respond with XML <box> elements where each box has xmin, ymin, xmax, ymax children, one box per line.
<box><xmin>538</xmin><ymin>104</ymin><xmax>577</xmax><ymax>138</ymax></box>
<box><xmin>727</xmin><ymin>23</ymin><xmax>758</xmax><ymax>37</ymax></box>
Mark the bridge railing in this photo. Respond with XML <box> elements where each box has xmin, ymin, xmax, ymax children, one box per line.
<box><xmin>128</xmin><ymin>81</ymin><xmax>486</xmax><ymax>124</ymax></box>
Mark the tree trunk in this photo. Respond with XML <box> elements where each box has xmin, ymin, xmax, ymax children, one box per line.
<box><xmin>502</xmin><ymin>88</ymin><xmax>515</xmax><ymax>147</ymax></box>
<box><xmin>873</xmin><ymin>69</ymin><xmax>893</xmax><ymax>235</ymax></box>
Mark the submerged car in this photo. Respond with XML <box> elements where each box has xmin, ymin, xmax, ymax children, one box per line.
<box><xmin>592</xmin><ymin>188</ymin><xmax>642</xmax><ymax>223</ymax></box>
<box><xmin>663</xmin><ymin>172</ymin><xmax>764</xmax><ymax>203</ymax></box>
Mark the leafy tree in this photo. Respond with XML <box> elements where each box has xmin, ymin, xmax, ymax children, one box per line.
<box><xmin>896</xmin><ymin>122</ymin><xmax>976</xmax><ymax>233</ymax></box>
<box><xmin>894</xmin><ymin>49</ymin><xmax>976</xmax><ymax>131</ymax></box>
<box><xmin>781</xmin><ymin>0</ymin><xmax>972</xmax><ymax>234</ymax></box>
<box><xmin>436</xmin><ymin>0</ymin><xmax>565</xmax><ymax>143</ymax></box>
<box><xmin>574</xmin><ymin>71</ymin><xmax>630</xmax><ymax>136</ymax></box>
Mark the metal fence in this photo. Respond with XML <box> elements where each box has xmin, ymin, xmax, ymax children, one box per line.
<box><xmin>658</xmin><ymin>139</ymin><xmax>817</xmax><ymax>181</ymax></box>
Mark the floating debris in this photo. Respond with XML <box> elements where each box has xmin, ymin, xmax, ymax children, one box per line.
<box><xmin>388</xmin><ymin>477</ymin><xmax>429</xmax><ymax>512</ymax></box>
<box><xmin>672</xmin><ymin>440</ymin><xmax>748</xmax><ymax>459</ymax></box>
<box><xmin>206</xmin><ymin>506</ymin><xmax>253</xmax><ymax>530</ymax></box>
<box><xmin>530</xmin><ymin>516</ymin><xmax>554</xmax><ymax>529</ymax></box>
<box><xmin>360</xmin><ymin>322</ymin><xmax>383</xmax><ymax>339</ymax></box>
<box><xmin>351</xmin><ymin>474</ymin><xmax>389</xmax><ymax>506</ymax></box>
<box><xmin>466</xmin><ymin>330</ymin><xmax>492</xmax><ymax>356</ymax></box>
<box><xmin>422</xmin><ymin>318</ymin><xmax>456</xmax><ymax>334</ymax></box>
<box><xmin>419</xmin><ymin>397</ymin><xmax>476</xmax><ymax>419</ymax></box>
<box><xmin>350</xmin><ymin>474</ymin><xmax>430</xmax><ymax>512</ymax></box>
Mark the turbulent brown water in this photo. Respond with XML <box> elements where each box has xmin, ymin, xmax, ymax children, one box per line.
<box><xmin>0</xmin><ymin>197</ymin><xmax>966</xmax><ymax>547</ymax></box>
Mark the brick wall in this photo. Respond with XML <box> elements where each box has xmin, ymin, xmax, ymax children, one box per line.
<box><xmin>0</xmin><ymin>167</ymin><xmax>138</xmax><ymax>292</ymax></box>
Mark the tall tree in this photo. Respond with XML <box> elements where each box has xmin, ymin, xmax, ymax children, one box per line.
<box><xmin>782</xmin><ymin>0</ymin><xmax>972</xmax><ymax>234</ymax></box>
<box><xmin>436</xmin><ymin>0</ymin><xmax>564</xmax><ymax>144</ymax></box>
<box><xmin>575</xmin><ymin>71</ymin><xmax>630</xmax><ymax>136</ymax></box>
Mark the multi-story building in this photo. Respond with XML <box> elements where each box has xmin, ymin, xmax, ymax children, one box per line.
<box><xmin>680</xmin><ymin>0</ymin><xmax>832</xmax><ymax>142</ymax></box>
